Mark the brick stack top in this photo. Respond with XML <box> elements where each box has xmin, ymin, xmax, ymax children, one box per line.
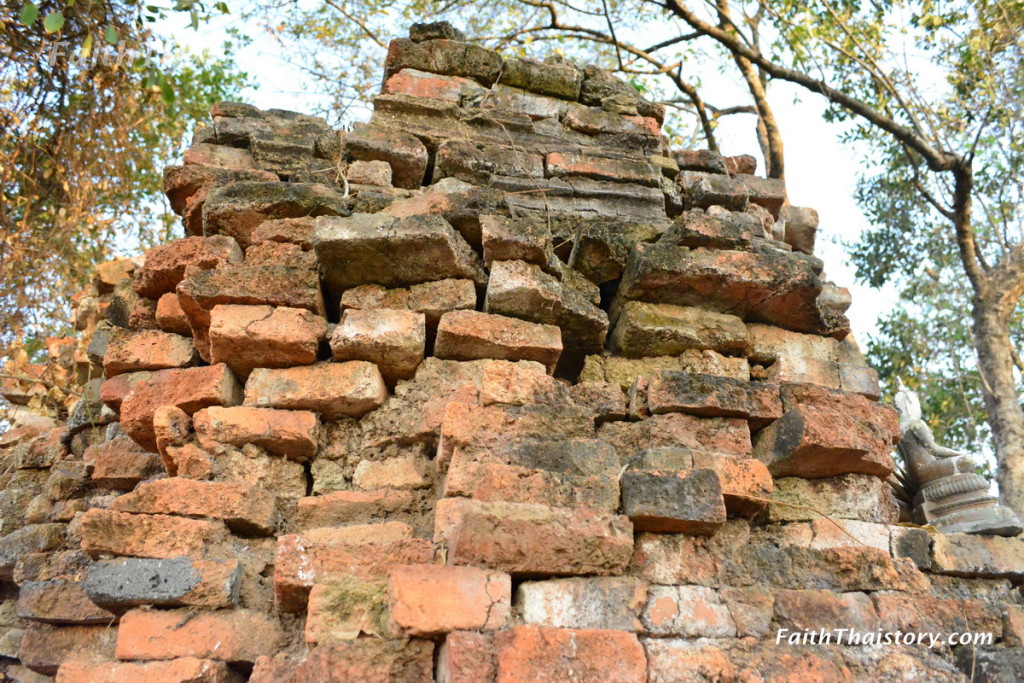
<box><xmin>0</xmin><ymin>20</ymin><xmax>1022</xmax><ymax>683</ymax></box>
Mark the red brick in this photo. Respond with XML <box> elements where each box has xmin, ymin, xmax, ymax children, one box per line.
<box><xmin>87</xmin><ymin>437</ymin><xmax>162</xmax><ymax>490</ymax></box>
<box><xmin>774</xmin><ymin>589</ymin><xmax>879</xmax><ymax>633</ymax></box>
<box><xmin>347</xmin><ymin>159</ymin><xmax>393</xmax><ymax>187</ymax></box>
<box><xmin>388</xmin><ymin>564</ymin><xmax>510</xmax><ymax>636</ymax></box>
<box><xmin>444</xmin><ymin>455</ymin><xmax>619</xmax><ymax>510</ymax></box>
<box><xmin>382</xmin><ymin>68</ymin><xmax>471</xmax><ymax>101</ymax></box>
<box><xmin>94</xmin><ymin>258</ymin><xmax>135</xmax><ymax>294</ymax></box>
<box><xmin>251</xmin><ymin>640</ymin><xmax>434</xmax><ymax>683</ymax></box>
<box><xmin>184</xmin><ymin>141</ymin><xmax>256</xmax><ymax>169</ymax></box>
<box><xmin>100</xmin><ymin>370</ymin><xmax>153</xmax><ymax>410</ymax></box>
<box><xmin>133</xmin><ymin>236</ymin><xmax>243</xmax><ymax>298</ymax></box>
<box><xmin>330</xmin><ymin>309</ymin><xmax>426</xmax><ymax>383</ymax></box>
<box><xmin>56</xmin><ymin>658</ymin><xmax>243</xmax><ymax>683</ymax></box>
<box><xmin>345</xmin><ymin>122</ymin><xmax>429</xmax><ymax>189</ymax></box>
<box><xmin>244</xmin><ymin>241</ymin><xmax>318</xmax><ymax>268</ymax></box>
<box><xmin>115</xmin><ymin>608</ymin><xmax>283</xmax><ymax>663</ymax></box>
<box><xmin>119</xmin><ymin>364</ymin><xmax>242</xmax><ymax>451</ymax></box>
<box><xmin>80</xmin><ymin>509</ymin><xmax>230</xmax><ymax>559</ymax></box>
<box><xmin>296</xmin><ymin>491</ymin><xmax>418</xmax><ymax>529</ymax></box>
<box><xmin>193</xmin><ymin>406</ymin><xmax>319</xmax><ymax>460</ymax></box>
<box><xmin>444</xmin><ymin>499</ymin><xmax>633</xmax><ymax>576</ymax></box>
<box><xmin>244</xmin><ymin>361</ymin><xmax>387</xmax><ymax>420</ymax></box>
<box><xmin>155</xmin><ymin>293</ymin><xmax>192</xmax><ymax>335</ymax></box>
<box><xmin>753</xmin><ymin>405</ymin><xmax>895</xmax><ymax>479</ymax></box>
<box><xmin>250</xmin><ymin>216</ymin><xmax>316</xmax><ymax>249</ymax></box>
<box><xmin>598</xmin><ymin>412</ymin><xmax>752</xmax><ymax>457</ymax></box>
<box><xmin>110</xmin><ymin>478</ymin><xmax>279</xmax><ymax>535</ymax></box>
<box><xmin>643</xmin><ymin>641</ymin><xmax>738</xmax><ymax>683</ymax></box>
<box><xmin>209</xmin><ymin>304</ymin><xmax>326</xmax><ymax>379</ymax></box>
<box><xmin>436</xmin><ymin>401</ymin><xmax>594</xmax><ymax>467</ymax></box>
<box><xmin>163</xmin><ymin>444</ymin><xmax>214</xmax><ymax>479</ymax></box>
<box><xmin>103</xmin><ymin>329</ymin><xmax>198</xmax><ymax>376</ymax></box>
<box><xmin>16</xmin><ymin>580</ymin><xmax>116</xmax><ymax>624</ymax></box>
<box><xmin>438</xmin><ymin>632</ymin><xmax>496</xmax><ymax>683</ymax></box>
<box><xmin>495</xmin><ymin>625</ymin><xmax>646</xmax><ymax>683</ymax></box>
<box><xmin>692</xmin><ymin>452</ymin><xmax>773</xmax><ymax>517</ymax></box>
<box><xmin>275</xmin><ymin>528</ymin><xmax>434</xmax><ymax>611</ymax></box>
<box><xmin>176</xmin><ymin>263</ymin><xmax>325</xmax><ymax>360</ymax></box>
<box><xmin>435</xmin><ymin>310</ymin><xmax>562</xmax><ymax>373</ymax></box>
<box><xmin>547</xmin><ymin>151</ymin><xmax>659</xmax><ymax>186</ymax></box>
<box><xmin>20</xmin><ymin>624</ymin><xmax>118</xmax><ymax>675</ymax></box>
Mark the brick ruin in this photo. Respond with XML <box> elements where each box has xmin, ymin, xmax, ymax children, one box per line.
<box><xmin>1</xmin><ymin>21</ymin><xmax>1023</xmax><ymax>682</ymax></box>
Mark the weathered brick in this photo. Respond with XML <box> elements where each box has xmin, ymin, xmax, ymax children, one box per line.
<box><xmin>251</xmin><ymin>640</ymin><xmax>435</xmax><ymax>683</ymax></box>
<box><xmin>388</xmin><ymin>564</ymin><xmax>510</xmax><ymax>636</ymax></box>
<box><xmin>244</xmin><ymin>361</ymin><xmax>387</xmax><ymax>420</ymax></box>
<box><xmin>774</xmin><ymin>589</ymin><xmax>880</xmax><ymax>632</ymax></box>
<box><xmin>345</xmin><ymin>121</ymin><xmax>429</xmax><ymax>188</ymax></box>
<box><xmin>481</xmin><ymin>85</ymin><xmax>566</xmax><ymax>120</ymax></box>
<box><xmin>645</xmin><ymin>371</ymin><xmax>782</xmax><ymax>426</ymax></box>
<box><xmin>315</xmin><ymin>213</ymin><xmax>485</xmax><ymax>301</ymax></box>
<box><xmin>295</xmin><ymin>490</ymin><xmax>418</xmax><ymax>529</ymax></box>
<box><xmin>330</xmin><ymin>309</ymin><xmax>425</xmax><ymax>383</ymax></box>
<box><xmin>305</xmin><ymin>577</ymin><xmax>391</xmax><ymax>642</ymax></box>
<box><xmin>80</xmin><ymin>509</ymin><xmax>229</xmax><ymax>559</ymax></box>
<box><xmin>201</xmin><ymin>181</ymin><xmax>348</xmax><ymax>247</ymax></box>
<box><xmin>16</xmin><ymin>581</ymin><xmax>115</xmax><ymax>624</ymax></box>
<box><xmin>495</xmin><ymin>625</ymin><xmax>646</xmax><ymax>683</ymax></box>
<box><xmin>56</xmin><ymin>658</ymin><xmax>243</xmax><ymax>683</ymax></box>
<box><xmin>119</xmin><ymin>364</ymin><xmax>242</xmax><ymax>451</ymax></box>
<box><xmin>931</xmin><ymin>533</ymin><xmax>1024</xmax><ymax>581</ymax></box>
<box><xmin>444</xmin><ymin>456</ymin><xmax>619</xmax><ymax>510</ymax></box>
<box><xmin>480</xmin><ymin>214</ymin><xmax>550</xmax><ymax>267</ymax></box>
<box><xmin>103</xmin><ymin>329</ymin><xmax>197</xmax><ymax>376</ymax></box>
<box><xmin>385</xmin><ymin>37</ymin><xmax>503</xmax><ymax>85</ymax></box>
<box><xmin>84</xmin><ymin>557</ymin><xmax>240</xmax><ymax>609</ymax></box>
<box><xmin>382</xmin><ymin>68</ymin><xmax>476</xmax><ymax>102</ymax></box>
<box><xmin>133</xmin><ymin>236</ymin><xmax>243</xmax><ymax>299</ymax></box>
<box><xmin>754</xmin><ymin>405</ymin><xmax>895</xmax><ymax>478</ymax></box>
<box><xmin>193</xmin><ymin>406</ymin><xmax>319</xmax><ymax>460</ymax></box>
<box><xmin>643</xmin><ymin>585</ymin><xmax>738</xmax><ymax>637</ymax></box>
<box><xmin>110</xmin><ymin>478</ymin><xmax>279</xmax><ymax>535</ymax></box>
<box><xmin>88</xmin><ymin>436</ymin><xmax>162</xmax><ymax>489</ymax></box>
<box><xmin>275</xmin><ymin>528</ymin><xmax>434</xmax><ymax>611</ymax></box>
<box><xmin>354</xmin><ymin>456</ymin><xmax>430</xmax><ymax>490</ymax></box>
<box><xmin>435</xmin><ymin>310</ymin><xmax>562</xmax><ymax>373</ymax></box>
<box><xmin>436</xmin><ymin>402</ymin><xmax>595</xmax><ymax>467</ymax></box>
<box><xmin>767</xmin><ymin>474</ymin><xmax>899</xmax><ymax>524</ymax></box>
<box><xmin>548</xmin><ymin>151</ymin><xmax>659</xmax><ymax>187</ymax></box>
<box><xmin>518</xmin><ymin>577</ymin><xmax>646</xmax><ymax>631</ymax></box>
<box><xmin>155</xmin><ymin>292</ymin><xmax>192</xmax><ymax>335</ymax></box>
<box><xmin>609</xmin><ymin>301</ymin><xmax>749</xmax><ymax>358</ymax></box>
<box><xmin>115</xmin><ymin>608</ymin><xmax>283</xmax><ymax>663</ymax></box>
<box><xmin>444</xmin><ymin>499</ymin><xmax>633</xmax><ymax>576</ymax></box>
<box><xmin>20</xmin><ymin>624</ymin><xmax>118</xmax><ymax>675</ymax></box>
<box><xmin>438</xmin><ymin>632</ymin><xmax>496</xmax><ymax>683</ymax></box>
<box><xmin>0</xmin><ymin>524</ymin><xmax>66</xmax><ymax>580</ymax></box>
<box><xmin>621</xmin><ymin>469</ymin><xmax>726</xmax><ymax>535</ymax></box>
<box><xmin>208</xmin><ymin>304</ymin><xmax>326</xmax><ymax>379</ymax></box>
<box><xmin>598</xmin><ymin>412</ymin><xmax>752</xmax><ymax>456</ymax></box>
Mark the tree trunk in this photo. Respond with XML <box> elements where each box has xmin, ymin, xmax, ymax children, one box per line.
<box><xmin>974</xmin><ymin>297</ymin><xmax>1024</xmax><ymax>513</ymax></box>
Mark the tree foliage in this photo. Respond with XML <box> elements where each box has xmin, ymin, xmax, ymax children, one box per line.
<box><xmin>0</xmin><ymin>0</ymin><xmax>248</xmax><ymax>360</ymax></box>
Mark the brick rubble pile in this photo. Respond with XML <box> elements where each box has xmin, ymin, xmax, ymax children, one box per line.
<box><xmin>0</xmin><ymin>21</ymin><xmax>1022</xmax><ymax>683</ymax></box>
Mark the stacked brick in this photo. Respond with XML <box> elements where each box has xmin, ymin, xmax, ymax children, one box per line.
<box><xmin>0</xmin><ymin>21</ymin><xmax>1021</xmax><ymax>682</ymax></box>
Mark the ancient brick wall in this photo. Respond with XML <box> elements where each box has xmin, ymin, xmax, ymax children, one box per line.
<box><xmin>0</xmin><ymin>21</ymin><xmax>1022</xmax><ymax>682</ymax></box>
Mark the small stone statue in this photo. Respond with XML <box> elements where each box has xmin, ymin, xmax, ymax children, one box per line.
<box><xmin>893</xmin><ymin>379</ymin><xmax>1022</xmax><ymax>536</ymax></box>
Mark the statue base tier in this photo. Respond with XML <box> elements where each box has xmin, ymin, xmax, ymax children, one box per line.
<box><xmin>913</xmin><ymin>473</ymin><xmax>1023</xmax><ymax>536</ymax></box>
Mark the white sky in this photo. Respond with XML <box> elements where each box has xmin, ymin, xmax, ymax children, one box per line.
<box><xmin>155</xmin><ymin>13</ymin><xmax>899</xmax><ymax>345</ymax></box>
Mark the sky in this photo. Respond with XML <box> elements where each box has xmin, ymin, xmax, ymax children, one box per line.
<box><xmin>154</xmin><ymin>11</ymin><xmax>900</xmax><ymax>347</ymax></box>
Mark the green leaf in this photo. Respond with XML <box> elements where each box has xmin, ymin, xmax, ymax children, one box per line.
<box><xmin>161</xmin><ymin>80</ymin><xmax>176</xmax><ymax>104</ymax></box>
<box><xmin>215</xmin><ymin>1</ymin><xmax>229</xmax><ymax>13</ymax></box>
<box><xmin>189</xmin><ymin>9</ymin><xmax>199</xmax><ymax>29</ymax></box>
<box><xmin>19</xmin><ymin>1</ymin><xmax>39</xmax><ymax>26</ymax></box>
<box><xmin>42</xmin><ymin>11</ymin><xmax>65</xmax><ymax>33</ymax></box>
<box><xmin>104</xmin><ymin>25</ymin><xmax>119</xmax><ymax>45</ymax></box>
<box><xmin>81</xmin><ymin>33</ymin><xmax>94</xmax><ymax>58</ymax></box>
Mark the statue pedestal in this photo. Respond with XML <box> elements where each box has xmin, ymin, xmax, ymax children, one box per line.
<box><xmin>913</xmin><ymin>473</ymin><xmax>1023</xmax><ymax>537</ymax></box>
